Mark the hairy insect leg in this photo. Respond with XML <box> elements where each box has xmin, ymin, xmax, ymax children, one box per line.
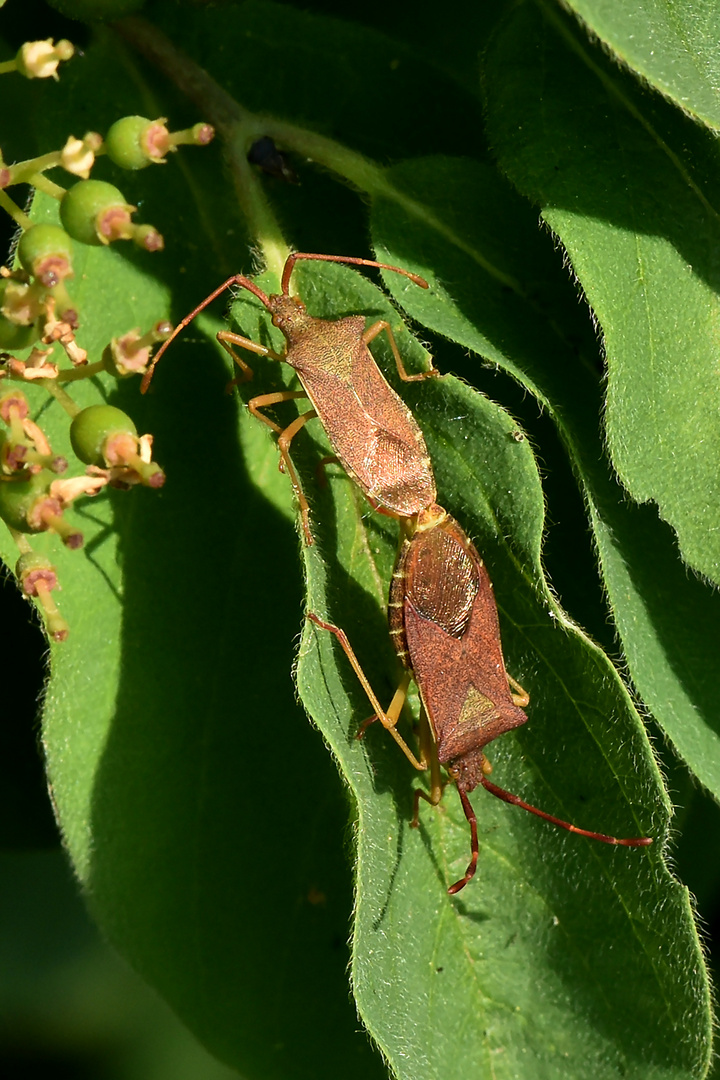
<box><xmin>246</xmin><ymin>390</ymin><xmax>316</xmax><ymax>543</ymax></box>
<box><xmin>411</xmin><ymin>708</ymin><xmax>444</xmax><ymax>821</ymax></box>
<box><xmin>316</xmin><ymin>455</ymin><xmax>340</xmax><ymax>488</ymax></box>
<box><xmin>247</xmin><ymin>390</ymin><xmax>308</xmax><ymax>436</ymax></box>
<box><xmin>306</xmin><ymin>614</ymin><xmax>428</xmax><ymax>772</ymax></box>
<box><xmin>479</xmin><ymin>776</ymin><xmax>653</xmax><ymax>847</ymax></box>
<box><xmin>217</xmin><ymin>330</ymin><xmax>285</xmax><ymax>383</ymax></box>
<box><xmin>362</xmin><ymin>320</ymin><xmax>440</xmax><ymax>382</ymax></box>
<box><xmin>508</xmin><ymin>674</ymin><xmax>530</xmax><ymax>708</ymax></box>
<box><xmin>277</xmin><ymin>409</ymin><xmax>319</xmax><ymax>543</ymax></box>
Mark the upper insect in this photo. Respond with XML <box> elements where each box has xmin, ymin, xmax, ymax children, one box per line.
<box><xmin>143</xmin><ymin>251</ymin><xmax>440</xmax><ymax>542</ymax></box>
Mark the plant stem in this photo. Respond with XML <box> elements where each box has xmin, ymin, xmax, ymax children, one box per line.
<box><xmin>0</xmin><ymin>189</ymin><xmax>32</xmax><ymax>229</ymax></box>
<box><xmin>56</xmin><ymin>360</ymin><xmax>106</xmax><ymax>383</ymax></box>
<box><xmin>114</xmin><ymin>15</ymin><xmax>522</xmax><ymax>293</ymax></box>
<box><xmin>28</xmin><ymin>173</ymin><xmax>66</xmax><ymax>200</ymax></box>
<box><xmin>8</xmin><ymin>527</ymin><xmax>32</xmax><ymax>554</ymax></box>
<box><xmin>115</xmin><ymin>16</ymin><xmax>290</xmax><ymax>280</ymax></box>
<box><xmin>42</xmin><ymin>379</ymin><xmax>81</xmax><ymax>417</ymax></box>
<box><xmin>9</xmin><ymin>149</ymin><xmax>63</xmax><ymax>186</ymax></box>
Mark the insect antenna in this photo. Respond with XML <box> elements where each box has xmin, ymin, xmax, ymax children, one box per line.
<box><xmin>480</xmin><ymin>776</ymin><xmax>652</xmax><ymax>847</ymax></box>
<box><xmin>141</xmin><ymin>274</ymin><xmax>273</xmax><ymax>392</ymax></box>
<box><xmin>281</xmin><ymin>252</ymin><xmax>428</xmax><ymax>295</ymax></box>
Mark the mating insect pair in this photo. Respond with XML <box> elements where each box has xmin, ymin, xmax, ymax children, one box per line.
<box><xmin>146</xmin><ymin>251</ymin><xmax>652</xmax><ymax>894</ymax></box>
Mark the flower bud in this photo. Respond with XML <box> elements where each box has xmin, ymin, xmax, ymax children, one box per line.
<box><xmin>16</xmin><ymin>38</ymin><xmax>74</xmax><ymax>80</ymax></box>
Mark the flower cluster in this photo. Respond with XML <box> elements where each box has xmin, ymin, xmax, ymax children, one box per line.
<box><xmin>0</xmin><ymin>58</ymin><xmax>215</xmax><ymax>639</ymax></box>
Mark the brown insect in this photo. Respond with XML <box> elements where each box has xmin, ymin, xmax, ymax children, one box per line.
<box><xmin>309</xmin><ymin>503</ymin><xmax>652</xmax><ymax>895</ymax></box>
<box><xmin>142</xmin><ymin>252</ymin><xmax>439</xmax><ymax>543</ymax></box>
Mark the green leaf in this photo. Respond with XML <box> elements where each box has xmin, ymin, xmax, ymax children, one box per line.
<box><xmin>482</xmin><ymin>0</ymin><xmax>720</xmax><ymax>586</ymax></box>
<box><xmin>288</xmin><ymin>260</ymin><xmax>708</xmax><ymax>1080</ymax></box>
<box><xmin>562</xmin><ymin>0</ymin><xmax>720</xmax><ymax>130</ymax></box>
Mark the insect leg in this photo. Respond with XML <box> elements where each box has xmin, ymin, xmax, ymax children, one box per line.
<box><xmin>247</xmin><ymin>390</ymin><xmax>308</xmax><ymax>436</ymax></box>
<box><xmin>315</xmin><ymin>455</ymin><xmax>340</xmax><ymax>488</ymax></box>
<box><xmin>357</xmin><ymin>671</ymin><xmax>416</xmax><ymax>739</ymax></box>
<box><xmin>306</xmin><ymin>614</ymin><xmax>428</xmax><ymax>772</ymax></box>
<box><xmin>277</xmin><ymin>409</ymin><xmax>319</xmax><ymax>544</ymax></box>
<box><xmin>507</xmin><ymin>674</ymin><xmax>530</xmax><ymax>708</ymax></box>
<box><xmin>446</xmin><ymin>787</ymin><xmax>480</xmax><ymax>895</ymax></box>
<box><xmin>362</xmin><ymin>320</ymin><xmax>440</xmax><ymax>382</ymax></box>
<box><xmin>248</xmin><ymin>390</ymin><xmax>314</xmax><ymax>540</ymax></box>
<box><xmin>217</xmin><ymin>330</ymin><xmax>284</xmax><ymax>383</ymax></box>
<box><xmin>141</xmin><ymin>273</ymin><xmax>274</xmax><ymax>392</ymax></box>
<box><xmin>411</xmin><ymin>708</ymin><xmax>445</xmax><ymax>822</ymax></box>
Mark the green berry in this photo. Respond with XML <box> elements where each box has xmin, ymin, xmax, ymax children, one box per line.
<box><xmin>0</xmin><ymin>429</ymin><xmax>26</xmax><ymax>473</ymax></box>
<box><xmin>60</xmin><ymin>179</ymin><xmax>133</xmax><ymax>246</ymax></box>
<box><xmin>70</xmin><ymin>404</ymin><xmax>137</xmax><ymax>466</ymax></box>
<box><xmin>106</xmin><ymin>116</ymin><xmax>168</xmax><ymax>170</ymax></box>
<box><xmin>0</xmin><ymin>469</ymin><xmax>82</xmax><ymax>547</ymax></box>
<box><xmin>18</xmin><ymin>224</ymin><xmax>74</xmax><ymax>286</ymax></box>
<box><xmin>0</xmin><ymin>469</ymin><xmax>53</xmax><ymax>532</ymax></box>
<box><xmin>15</xmin><ymin>549</ymin><xmax>69</xmax><ymax>641</ymax></box>
<box><xmin>16</xmin><ymin>550</ymin><xmax>55</xmax><ymax>580</ymax></box>
<box><xmin>0</xmin><ymin>313</ymin><xmax>38</xmax><ymax>350</ymax></box>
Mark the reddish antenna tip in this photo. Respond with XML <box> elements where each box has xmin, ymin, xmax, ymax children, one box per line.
<box><xmin>140</xmin><ymin>362</ymin><xmax>157</xmax><ymax>394</ymax></box>
<box><xmin>447</xmin><ymin>869</ymin><xmax>476</xmax><ymax>896</ymax></box>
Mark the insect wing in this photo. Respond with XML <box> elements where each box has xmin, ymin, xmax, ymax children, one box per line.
<box><xmin>290</xmin><ymin>323</ymin><xmax>436</xmax><ymax>516</ymax></box>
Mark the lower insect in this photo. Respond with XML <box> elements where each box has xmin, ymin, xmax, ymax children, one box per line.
<box><xmin>308</xmin><ymin>503</ymin><xmax>652</xmax><ymax>894</ymax></box>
